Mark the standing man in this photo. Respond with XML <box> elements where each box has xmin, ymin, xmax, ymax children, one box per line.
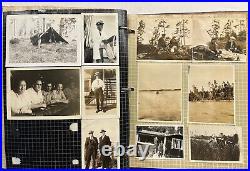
<box><xmin>93</xmin><ymin>20</ymin><xmax>106</xmax><ymax>63</ymax></box>
<box><xmin>158</xmin><ymin>141</ymin><xmax>164</xmax><ymax>158</ymax></box>
<box><xmin>91</xmin><ymin>72</ymin><xmax>105</xmax><ymax>113</ymax></box>
<box><xmin>85</xmin><ymin>131</ymin><xmax>98</xmax><ymax>169</ymax></box>
<box><xmin>154</xmin><ymin>137</ymin><xmax>159</xmax><ymax>154</ymax></box>
<box><xmin>99</xmin><ymin>129</ymin><xmax>112</xmax><ymax>169</ymax></box>
<box><xmin>92</xmin><ymin>20</ymin><xmax>116</xmax><ymax>63</ymax></box>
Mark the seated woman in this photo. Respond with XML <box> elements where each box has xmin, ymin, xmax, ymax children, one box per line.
<box><xmin>10</xmin><ymin>80</ymin><xmax>32</xmax><ymax>114</ymax></box>
<box><xmin>50</xmin><ymin>83</ymin><xmax>69</xmax><ymax>104</ymax></box>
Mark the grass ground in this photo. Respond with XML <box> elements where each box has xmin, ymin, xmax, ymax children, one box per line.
<box><xmin>9</xmin><ymin>38</ymin><xmax>78</xmax><ymax>63</ymax></box>
<box><xmin>189</xmin><ymin>101</ymin><xmax>234</xmax><ymax>123</ymax></box>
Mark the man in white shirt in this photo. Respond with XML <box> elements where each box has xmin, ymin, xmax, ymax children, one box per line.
<box><xmin>92</xmin><ymin>20</ymin><xmax>116</xmax><ymax>63</ymax></box>
<box><xmin>26</xmin><ymin>79</ymin><xmax>46</xmax><ymax>111</ymax></box>
<box><xmin>91</xmin><ymin>72</ymin><xmax>105</xmax><ymax>113</ymax></box>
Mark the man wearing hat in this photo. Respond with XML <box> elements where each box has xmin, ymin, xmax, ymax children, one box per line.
<box><xmin>91</xmin><ymin>72</ymin><xmax>105</xmax><ymax>113</ymax></box>
<box><xmin>84</xmin><ymin>130</ymin><xmax>98</xmax><ymax>169</ymax></box>
<box><xmin>92</xmin><ymin>20</ymin><xmax>108</xmax><ymax>63</ymax></box>
<box><xmin>225</xmin><ymin>36</ymin><xmax>241</xmax><ymax>53</ymax></box>
<box><xmin>99</xmin><ymin>129</ymin><xmax>112</xmax><ymax>168</ymax></box>
<box><xmin>92</xmin><ymin>19</ymin><xmax>116</xmax><ymax>63</ymax></box>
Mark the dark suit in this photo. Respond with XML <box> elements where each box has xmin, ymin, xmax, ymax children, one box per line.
<box><xmin>85</xmin><ymin>137</ymin><xmax>98</xmax><ymax>169</ymax></box>
<box><xmin>99</xmin><ymin>135</ymin><xmax>112</xmax><ymax>168</ymax></box>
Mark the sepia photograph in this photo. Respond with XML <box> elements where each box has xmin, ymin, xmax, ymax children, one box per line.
<box><xmin>137</xmin><ymin>14</ymin><xmax>192</xmax><ymax>60</ymax></box>
<box><xmin>83</xmin><ymin>66</ymin><xmax>119</xmax><ymax>118</ymax></box>
<box><xmin>83</xmin><ymin>13</ymin><xmax>119</xmax><ymax>65</ymax></box>
<box><xmin>188</xmin><ymin>65</ymin><xmax>234</xmax><ymax>124</ymax></box>
<box><xmin>138</xmin><ymin>63</ymin><xmax>182</xmax><ymax>122</ymax></box>
<box><xmin>136</xmin><ymin>125</ymin><xmax>184</xmax><ymax>159</ymax></box>
<box><xmin>6</xmin><ymin>67</ymin><xmax>81</xmax><ymax>120</ymax></box>
<box><xmin>189</xmin><ymin>125</ymin><xmax>242</xmax><ymax>162</ymax></box>
<box><xmin>82</xmin><ymin>119</ymin><xmax>120</xmax><ymax>169</ymax></box>
<box><xmin>6</xmin><ymin>14</ymin><xmax>81</xmax><ymax>66</ymax></box>
<box><xmin>191</xmin><ymin>13</ymin><xmax>247</xmax><ymax>62</ymax></box>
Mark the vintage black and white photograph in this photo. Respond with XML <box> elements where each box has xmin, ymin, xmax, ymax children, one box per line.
<box><xmin>83</xmin><ymin>13</ymin><xmax>119</xmax><ymax>65</ymax></box>
<box><xmin>137</xmin><ymin>14</ymin><xmax>192</xmax><ymax>60</ymax></box>
<box><xmin>136</xmin><ymin>125</ymin><xmax>184</xmax><ymax>159</ymax></box>
<box><xmin>6</xmin><ymin>67</ymin><xmax>81</xmax><ymax>120</ymax></box>
<box><xmin>188</xmin><ymin>65</ymin><xmax>234</xmax><ymax>124</ymax></box>
<box><xmin>189</xmin><ymin>125</ymin><xmax>242</xmax><ymax>162</ymax></box>
<box><xmin>83</xmin><ymin>66</ymin><xmax>119</xmax><ymax>118</ymax></box>
<box><xmin>82</xmin><ymin>119</ymin><xmax>120</xmax><ymax>169</ymax></box>
<box><xmin>6</xmin><ymin>14</ymin><xmax>81</xmax><ymax>66</ymax></box>
<box><xmin>138</xmin><ymin>63</ymin><xmax>182</xmax><ymax>122</ymax></box>
<box><xmin>192</xmin><ymin>13</ymin><xmax>247</xmax><ymax>62</ymax></box>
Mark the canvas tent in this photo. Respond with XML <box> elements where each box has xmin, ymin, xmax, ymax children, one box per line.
<box><xmin>30</xmin><ymin>27</ymin><xmax>68</xmax><ymax>46</ymax></box>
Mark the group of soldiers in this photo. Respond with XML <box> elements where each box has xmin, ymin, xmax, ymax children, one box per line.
<box><xmin>207</xmin><ymin>133</ymin><xmax>240</xmax><ymax>161</ymax></box>
<box><xmin>192</xmin><ymin>133</ymin><xmax>240</xmax><ymax>161</ymax></box>
<box><xmin>189</xmin><ymin>80</ymin><xmax>234</xmax><ymax>101</ymax></box>
<box><xmin>84</xmin><ymin>129</ymin><xmax>113</xmax><ymax>169</ymax></box>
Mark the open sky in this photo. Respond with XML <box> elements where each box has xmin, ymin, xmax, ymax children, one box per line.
<box><xmin>137</xmin><ymin>14</ymin><xmax>192</xmax><ymax>45</ymax></box>
<box><xmin>189</xmin><ymin>65</ymin><xmax>234</xmax><ymax>91</ymax></box>
<box><xmin>190</xmin><ymin>125</ymin><xmax>241</xmax><ymax>137</ymax></box>
<box><xmin>192</xmin><ymin>13</ymin><xmax>247</xmax><ymax>46</ymax></box>
<box><xmin>138</xmin><ymin>63</ymin><xmax>182</xmax><ymax>90</ymax></box>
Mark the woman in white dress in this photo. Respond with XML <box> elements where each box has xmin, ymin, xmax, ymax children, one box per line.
<box><xmin>10</xmin><ymin>80</ymin><xmax>32</xmax><ymax>114</ymax></box>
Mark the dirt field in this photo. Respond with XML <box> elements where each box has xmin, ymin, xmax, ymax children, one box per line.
<box><xmin>9</xmin><ymin>38</ymin><xmax>77</xmax><ymax>63</ymax></box>
<box><xmin>189</xmin><ymin>101</ymin><xmax>234</xmax><ymax>123</ymax></box>
<box><xmin>138</xmin><ymin>90</ymin><xmax>181</xmax><ymax>121</ymax></box>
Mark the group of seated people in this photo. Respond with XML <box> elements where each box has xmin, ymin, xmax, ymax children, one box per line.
<box><xmin>10</xmin><ymin>79</ymin><xmax>79</xmax><ymax>115</ymax></box>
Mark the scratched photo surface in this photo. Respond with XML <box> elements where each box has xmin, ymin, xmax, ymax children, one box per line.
<box><xmin>137</xmin><ymin>14</ymin><xmax>192</xmax><ymax>60</ymax></box>
<box><xmin>191</xmin><ymin>12</ymin><xmax>247</xmax><ymax>62</ymax></box>
<box><xmin>189</xmin><ymin>125</ymin><xmax>242</xmax><ymax>162</ymax></box>
<box><xmin>188</xmin><ymin>65</ymin><xmax>234</xmax><ymax>124</ymax></box>
<box><xmin>136</xmin><ymin>125</ymin><xmax>184</xmax><ymax>159</ymax></box>
<box><xmin>137</xmin><ymin>63</ymin><xmax>182</xmax><ymax>122</ymax></box>
<box><xmin>6</xmin><ymin>14</ymin><xmax>81</xmax><ymax>66</ymax></box>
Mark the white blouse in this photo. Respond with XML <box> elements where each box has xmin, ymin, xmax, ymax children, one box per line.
<box><xmin>10</xmin><ymin>90</ymin><xmax>32</xmax><ymax>114</ymax></box>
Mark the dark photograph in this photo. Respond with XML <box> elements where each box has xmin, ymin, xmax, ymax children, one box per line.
<box><xmin>7</xmin><ymin>68</ymin><xmax>80</xmax><ymax>119</ymax></box>
<box><xmin>137</xmin><ymin>14</ymin><xmax>192</xmax><ymax>60</ymax></box>
<box><xmin>192</xmin><ymin>13</ymin><xmax>247</xmax><ymax>62</ymax></box>
<box><xmin>83</xmin><ymin>67</ymin><xmax>119</xmax><ymax>117</ymax></box>
<box><xmin>136</xmin><ymin>125</ymin><xmax>184</xmax><ymax>159</ymax></box>
<box><xmin>83</xmin><ymin>119</ymin><xmax>119</xmax><ymax>169</ymax></box>
<box><xmin>83</xmin><ymin>13</ymin><xmax>119</xmax><ymax>64</ymax></box>
<box><xmin>6</xmin><ymin>14</ymin><xmax>81</xmax><ymax>66</ymax></box>
<box><xmin>190</xmin><ymin>125</ymin><xmax>242</xmax><ymax>162</ymax></box>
